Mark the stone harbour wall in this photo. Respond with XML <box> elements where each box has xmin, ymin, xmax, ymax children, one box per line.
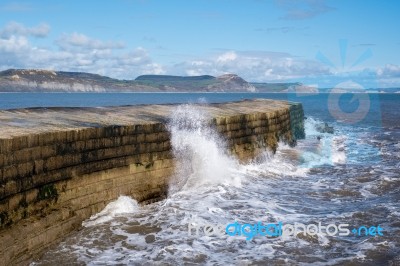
<box><xmin>0</xmin><ymin>99</ymin><xmax>304</xmax><ymax>264</ymax></box>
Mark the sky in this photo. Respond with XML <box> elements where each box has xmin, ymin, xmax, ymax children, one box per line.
<box><xmin>0</xmin><ymin>0</ymin><xmax>399</xmax><ymax>88</ymax></box>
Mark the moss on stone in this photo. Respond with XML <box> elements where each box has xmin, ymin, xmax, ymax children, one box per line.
<box><xmin>37</xmin><ymin>184</ymin><xmax>58</xmax><ymax>201</ymax></box>
<box><xmin>19</xmin><ymin>197</ymin><xmax>28</xmax><ymax>208</ymax></box>
<box><xmin>0</xmin><ymin>211</ymin><xmax>10</xmax><ymax>227</ymax></box>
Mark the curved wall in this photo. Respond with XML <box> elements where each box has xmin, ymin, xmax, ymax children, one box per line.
<box><xmin>0</xmin><ymin>99</ymin><xmax>304</xmax><ymax>264</ymax></box>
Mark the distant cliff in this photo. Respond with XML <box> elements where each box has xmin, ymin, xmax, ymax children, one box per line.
<box><xmin>0</xmin><ymin>69</ymin><xmax>260</xmax><ymax>92</ymax></box>
<box><xmin>0</xmin><ymin>69</ymin><xmax>156</xmax><ymax>92</ymax></box>
<box><xmin>1</xmin><ymin>69</ymin><xmax>392</xmax><ymax>93</ymax></box>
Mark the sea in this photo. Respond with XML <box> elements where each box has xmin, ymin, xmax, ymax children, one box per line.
<box><xmin>1</xmin><ymin>93</ymin><xmax>398</xmax><ymax>265</ymax></box>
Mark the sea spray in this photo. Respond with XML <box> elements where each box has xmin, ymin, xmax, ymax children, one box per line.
<box><xmin>82</xmin><ymin>196</ymin><xmax>139</xmax><ymax>227</ymax></box>
<box><xmin>167</xmin><ymin>104</ymin><xmax>241</xmax><ymax>194</ymax></box>
<box><xmin>37</xmin><ymin>110</ymin><xmax>400</xmax><ymax>265</ymax></box>
<box><xmin>242</xmin><ymin>117</ymin><xmax>350</xmax><ymax>179</ymax></box>
<box><xmin>298</xmin><ymin>117</ymin><xmax>347</xmax><ymax>168</ymax></box>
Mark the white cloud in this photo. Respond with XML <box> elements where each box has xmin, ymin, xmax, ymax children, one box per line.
<box><xmin>116</xmin><ymin>47</ymin><xmax>149</xmax><ymax>65</ymax></box>
<box><xmin>0</xmin><ymin>21</ymin><xmax>50</xmax><ymax>38</ymax></box>
<box><xmin>217</xmin><ymin>51</ymin><xmax>237</xmax><ymax>63</ymax></box>
<box><xmin>172</xmin><ymin>50</ymin><xmax>330</xmax><ymax>82</ymax></box>
<box><xmin>0</xmin><ymin>22</ymin><xmax>164</xmax><ymax>79</ymax></box>
<box><xmin>0</xmin><ymin>35</ymin><xmax>29</xmax><ymax>52</ymax></box>
<box><xmin>1</xmin><ymin>21</ymin><xmax>399</xmax><ymax>87</ymax></box>
<box><xmin>56</xmin><ymin>32</ymin><xmax>125</xmax><ymax>51</ymax></box>
<box><xmin>375</xmin><ymin>64</ymin><xmax>400</xmax><ymax>88</ymax></box>
<box><xmin>143</xmin><ymin>63</ymin><xmax>165</xmax><ymax>75</ymax></box>
<box><xmin>377</xmin><ymin>64</ymin><xmax>400</xmax><ymax>78</ymax></box>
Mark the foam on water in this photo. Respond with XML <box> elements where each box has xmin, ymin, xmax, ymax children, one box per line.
<box><xmin>35</xmin><ymin>105</ymin><xmax>400</xmax><ymax>265</ymax></box>
<box><xmin>82</xmin><ymin>196</ymin><xmax>139</xmax><ymax>227</ymax></box>
<box><xmin>168</xmin><ymin>105</ymin><xmax>241</xmax><ymax>191</ymax></box>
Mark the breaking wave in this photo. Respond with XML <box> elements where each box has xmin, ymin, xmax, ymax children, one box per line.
<box><xmin>35</xmin><ymin>105</ymin><xmax>400</xmax><ymax>265</ymax></box>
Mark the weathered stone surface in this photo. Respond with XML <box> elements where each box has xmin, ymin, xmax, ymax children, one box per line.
<box><xmin>0</xmin><ymin>99</ymin><xmax>304</xmax><ymax>265</ymax></box>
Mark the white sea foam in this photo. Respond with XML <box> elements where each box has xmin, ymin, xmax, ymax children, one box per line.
<box><xmin>37</xmin><ymin>106</ymin><xmax>399</xmax><ymax>265</ymax></box>
<box><xmin>242</xmin><ymin>148</ymin><xmax>309</xmax><ymax>178</ymax></box>
<box><xmin>332</xmin><ymin>136</ymin><xmax>347</xmax><ymax>164</ymax></box>
<box><xmin>297</xmin><ymin>118</ymin><xmax>349</xmax><ymax>167</ymax></box>
<box><xmin>82</xmin><ymin>196</ymin><xmax>139</xmax><ymax>227</ymax></box>
<box><xmin>168</xmin><ymin>105</ymin><xmax>241</xmax><ymax>192</ymax></box>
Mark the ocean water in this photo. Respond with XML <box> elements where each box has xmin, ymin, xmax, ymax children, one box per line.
<box><xmin>3</xmin><ymin>93</ymin><xmax>398</xmax><ymax>265</ymax></box>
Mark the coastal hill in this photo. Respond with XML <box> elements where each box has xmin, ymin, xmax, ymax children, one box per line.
<box><xmin>1</xmin><ymin>69</ymin><xmax>397</xmax><ymax>93</ymax></box>
<box><xmin>135</xmin><ymin>73</ymin><xmax>257</xmax><ymax>92</ymax></box>
<box><xmin>0</xmin><ymin>69</ymin><xmax>302</xmax><ymax>93</ymax></box>
<box><xmin>0</xmin><ymin>69</ymin><xmax>320</xmax><ymax>92</ymax></box>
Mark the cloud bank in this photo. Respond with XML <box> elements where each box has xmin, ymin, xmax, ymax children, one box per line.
<box><xmin>173</xmin><ymin>50</ymin><xmax>330</xmax><ymax>82</ymax></box>
<box><xmin>0</xmin><ymin>21</ymin><xmax>50</xmax><ymax>38</ymax></box>
<box><xmin>0</xmin><ymin>21</ymin><xmax>399</xmax><ymax>87</ymax></box>
<box><xmin>0</xmin><ymin>22</ymin><xmax>165</xmax><ymax>79</ymax></box>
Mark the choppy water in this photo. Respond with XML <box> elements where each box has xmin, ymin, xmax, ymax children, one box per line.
<box><xmin>14</xmin><ymin>93</ymin><xmax>398</xmax><ymax>265</ymax></box>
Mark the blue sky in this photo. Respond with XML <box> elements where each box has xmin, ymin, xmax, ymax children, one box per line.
<box><xmin>0</xmin><ymin>0</ymin><xmax>399</xmax><ymax>88</ymax></box>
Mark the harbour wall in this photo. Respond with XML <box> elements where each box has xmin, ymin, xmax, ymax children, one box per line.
<box><xmin>0</xmin><ymin>99</ymin><xmax>304</xmax><ymax>264</ymax></box>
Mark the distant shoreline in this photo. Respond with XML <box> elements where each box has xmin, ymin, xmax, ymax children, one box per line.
<box><xmin>2</xmin><ymin>69</ymin><xmax>398</xmax><ymax>94</ymax></box>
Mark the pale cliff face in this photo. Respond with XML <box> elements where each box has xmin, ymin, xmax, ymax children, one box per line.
<box><xmin>0</xmin><ymin>69</ymin><xmax>110</xmax><ymax>92</ymax></box>
<box><xmin>0</xmin><ymin>69</ymin><xmax>258</xmax><ymax>92</ymax></box>
<box><xmin>0</xmin><ymin>79</ymin><xmax>109</xmax><ymax>92</ymax></box>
